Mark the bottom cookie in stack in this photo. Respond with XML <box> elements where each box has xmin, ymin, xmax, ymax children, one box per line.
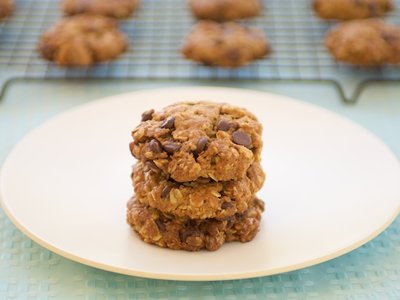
<box><xmin>126</xmin><ymin>197</ymin><xmax>264</xmax><ymax>251</ymax></box>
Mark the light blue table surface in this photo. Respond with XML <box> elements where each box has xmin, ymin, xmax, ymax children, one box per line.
<box><xmin>0</xmin><ymin>80</ymin><xmax>399</xmax><ymax>299</ymax></box>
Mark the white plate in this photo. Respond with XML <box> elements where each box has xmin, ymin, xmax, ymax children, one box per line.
<box><xmin>1</xmin><ymin>87</ymin><xmax>400</xmax><ymax>281</ymax></box>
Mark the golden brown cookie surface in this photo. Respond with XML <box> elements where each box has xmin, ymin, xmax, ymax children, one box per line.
<box><xmin>0</xmin><ymin>0</ymin><xmax>13</xmax><ymax>19</ymax></box>
<box><xmin>133</xmin><ymin>161</ymin><xmax>265</xmax><ymax>219</ymax></box>
<box><xmin>38</xmin><ymin>15</ymin><xmax>128</xmax><ymax>66</ymax></box>
<box><xmin>325</xmin><ymin>19</ymin><xmax>400</xmax><ymax>66</ymax></box>
<box><xmin>189</xmin><ymin>0</ymin><xmax>262</xmax><ymax>21</ymax></box>
<box><xmin>130</xmin><ymin>101</ymin><xmax>263</xmax><ymax>182</ymax></box>
<box><xmin>126</xmin><ymin>196</ymin><xmax>264</xmax><ymax>251</ymax></box>
<box><xmin>313</xmin><ymin>0</ymin><xmax>393</xmax><ymax>20</ymax></box>
<box><xmin>181</xmin><ymin>21</ymin><xmax>269</xmax><ymax>68</ymax></box>
<box><xmin>62</xmin><ymin>0</ymin><xmax>140</xmax><ymax>19</ymax></box>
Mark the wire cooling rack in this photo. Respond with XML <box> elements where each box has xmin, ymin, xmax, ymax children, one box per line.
<box><xmin>0</xmin><ymin>0</ymin><xmax>399</xmax><ymax>102</ymax></box>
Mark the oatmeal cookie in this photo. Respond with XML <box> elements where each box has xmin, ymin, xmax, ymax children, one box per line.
<box><xmin>0</xmin><ymin>0</ymin><xmax>13</xmax><ymax>19</ymax></box>
<box><xmin>313</xmin><ymin>0</ymin><xmax>393</xmax><ymax>20</ymax></box>
<box><xmin>189</xmin><ymin>0</ymin><xmax>262</xmax><ymax>21</ymax></box>
<box><xmin>62</xmin><ymin>0</ymin><xmax>140</xmax><ymax>19</ymax></box>
<box><xmin>38</xmin><ymin>15</ymin><xmax>128</xmax><ymax>66</ymax></box>
<box><xmin>325</xmin><ymin>19</ymin><xmax>400</xmax><ymax>66</ymax></box>
<box><xmin>181</xmin><ymin>21</ymin><xmax>270</xmax><ymax>68</ymax></box>
<box><xmin>133</xmin><ymin>161</ymin><xmax>265</xmax><ymax>219</ymax></box>
<box><xmin>126</xmin><ymin>196</ymin><xmax>264</xmax><ymax>251</ymax></box>
<box><xmin>130</xmin><ymin>102</ymin><xmax>263</xmax><ymax>182</ymax></box>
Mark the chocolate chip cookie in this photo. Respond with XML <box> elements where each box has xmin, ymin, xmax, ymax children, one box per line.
<box><xmin>133</xmin><ymin>161</ymin><xmax>265</xmax><ymax>219</ymax></box>
<box><xmin>130</xmin><ymin>102</ymin><xmax>263</xmax><ymax>183</ymax></box>
<box><xmin>313</xmin><ymin>0</ymin><xmax>394</xmax><ymax>20</ymax></box>
<box><xmin>325</xmin><ymin>19</ymin><xmax>400</xmax><ymax>66</ymax></box>
<box><xmin>127</xmin><ymin>196</ymin><xmax>264</xmax><ymax>251</ymax></box>
<box><xmin>188</xmin><ymin>0</ymin><xmax>262</xmax><ymax>21</ymax></box>
<box><xmin>0</xmin><ymin>0</ymin><xmax>13</xmax><ymax>19</ymax></box>
<box><xmin>38</xmin><ymin>15</ymin><xmax>128</xmax><ymax>66</ymax></box>
<box><xmin>181</xmin><ymin>21</ymin><xmax>270</xmax><ymax>68</ymax></box>
<box><xmin>62</xmin><ymin>0</ymin><xmax>140</xmax><ymax>19</ymax></box>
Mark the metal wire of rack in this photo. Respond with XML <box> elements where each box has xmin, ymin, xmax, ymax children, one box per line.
<box><xmin>0</xmin><ymin>0</ymin><xmax>399</xmax><ymax>103</ymax></box>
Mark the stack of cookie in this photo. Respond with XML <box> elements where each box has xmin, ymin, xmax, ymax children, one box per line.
<box><xmin>127</xmin><ymin>102</ymin><xmax>266</xmax><ymax>251</ymax></box>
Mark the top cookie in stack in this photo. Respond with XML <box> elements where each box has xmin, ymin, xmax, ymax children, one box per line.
<box><xmin>127</xmin><ymin>102</ymin><xmax>265</xmax><ymax>251</ymax></box>
<box><xmin>130</xmin><ymin>102</ymin><xmax>263</xmax><ymax>183</ymax></box>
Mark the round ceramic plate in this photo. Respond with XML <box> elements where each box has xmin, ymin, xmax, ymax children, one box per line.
<box><xmin>1</xmin><ymin>87</ymin><xmax>400</xmax><ymax>281</ymax></box>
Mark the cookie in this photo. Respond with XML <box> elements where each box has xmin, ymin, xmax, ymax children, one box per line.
<box><xmin>38</xmin><ymin>15</ymin><xmax>128</xmax><ymax>66</ymax></box>
<box><xmin>325</xmin><ymin>19</ymin><xmax>400</xmax><ymax>66</ymax></box>
<box><xmin>188</xmin><ymin>0</ymin><xmax>262</xmax><ymax>21</ymax></box>
<box><xmin>62</xmin><ymin>0</ymin><xmax>140</xmax><ymax>19</ymax></box>
<box><xmin>126</xmin><ymin>196</ymin><xmax>264</xmax><ymax>251</ymax></box>
<box><xmin>0</xmin><ymin>0</ymin><xmax>13</xmax><ymax>19</ymax></box>
<box><xmin>133</xmin><ymin>161</ymin><xmax>265</xmax><ymax>219</ymax></box>
<box><xmin>181</xmin><ymin>21</ymin><xmax>270</xmax><ymax>68</ymax></box>
<box><xmin>313</xmin><ymin>0</ymin><xmax>393</xmax><ymax>20</ymax></box>
<box><xmin>130</xmin><ymin>102</ymin><xmax>263</xmax><ymax>182</ymax></box>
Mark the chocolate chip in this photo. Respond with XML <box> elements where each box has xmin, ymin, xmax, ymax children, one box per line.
<box><xmin>160</xmin><ymin>117</ymin><xmax>175</xmax><ymax>129</ymax></box>
<box><xmin>235</xmin><ymin>212</ymin><xmax>244</xmax><ymax>219</ymax></box>
<box><xmin>217</xmin><ymin>119</ymin><xmax>235</xmax><ymax>131</ymax></box>
<box><xmin>162</xmin><ymin>142</ymin><xmax>181</xmax><ymax>154</ymax></box>
<box><xmin>179</xmin><ymin>229</ymin><xmax>198</xmax><ymax>242</ymax></box>
<box><xmin>141</xmin><ymin>109</ymin><xmax>154</xmax><ymax>122</ymax></box>
<box><xmin>232</xmin><ymin>130</ymin><xmax>252</xmax><ymax>148</ymax></box>
<box><xmin>155</xmin><ymin>219</ymin><xmax>166</xmax><ymax>232</ymax></box>
<box><xmin>145</xmin><ymin>161</ymin><xmax>160</xmax><ymax>173</ymax></box>
<box><xmin>161</xmin><ymin>184</ymin><xmax>174</xmax><ymax>199</ymax></box>
<box><xmin>221</xmin><ymin>202</ymin><xmax>233</xmax><ymax>209</ymax></box>
<box><xmin>197</xmin><ymin>137</ymin><xmax>208</xmax><ymax>153</ymax></box>
<box><xmin>149</xmin><ymin>139</ymin><xmax>162</xmax><ymax>153</ymax></box>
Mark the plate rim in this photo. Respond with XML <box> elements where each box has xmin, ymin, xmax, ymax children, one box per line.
<box><xmin>1</xmin><ymin>86</ymin><xmax>400</xmax><ymax>281</ymax></box>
